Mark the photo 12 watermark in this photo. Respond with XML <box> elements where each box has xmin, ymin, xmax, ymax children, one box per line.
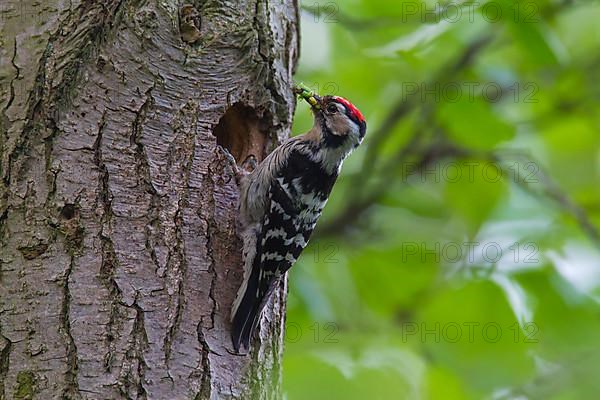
<box><xmin>285</xmin><ymin>322</ymin><xmax>340</xmax><ymax>343</ymax></box>
<box><xmin>400</xmin><ymin>321</ymin><xmax>540</xmax><ymax>343</ymax></box>
<box><xmin>305</xmin><ymin>1</ymin><xmax>541</xmax><ymax>25</ymax></box>
<box><xmin>308</xmin><ymin>2</ymin><xmax>340</xmax><ymax>23</ymax></box>
<box><xmin>310</xmin><ymin>240</ymin><xmax>540</xmax><ymax>266</ymax></box>
<box><xmin>399</xmin><ymin>1</ymin><xmax>540</xmax><ymax>24</ymax></box>
<box><xmin>284</xmin><ymin>321</ymin><xmax>540</xmax><ymax>344</ymax></box>
<box><xmin>400</xmin><ymin>160</ymin><xmax>540</xmax><ymax>184</ymax></box>
<box><xmin>401</xmin><ymin>241</ymin><xmax>539</xmax><ymax>264</ymax></box>
<box><xmin>401</xmin><ymin>81</ymin><xmax>539</xmax><ymax>104</ymax></box>
<box><xmin>312</xmin><ymin>242</ymin><xmax>340</xmax><ymax>264</ymax></box>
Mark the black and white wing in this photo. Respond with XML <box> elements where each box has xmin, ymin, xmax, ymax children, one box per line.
<box><xmin>231</xmin><ymin>147</ymin><xmax>336</xmax><ymax>352</ymax></box>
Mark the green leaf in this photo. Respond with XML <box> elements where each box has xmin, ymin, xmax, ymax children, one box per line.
<box><xmin>437</xmin><ymin>98</ymin><xmax>515</xmax><ymax>151</ymax></box>
<box><xmin>444</xmin><ymin>159</ymin><xmax>508</xmax><ymax>235</ymax></box>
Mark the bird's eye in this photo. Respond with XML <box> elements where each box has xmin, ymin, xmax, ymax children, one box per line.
<box><xmin>326</xmin><ymin>104</ymin><xmax>338</xmax><ymax>114</ymax></box>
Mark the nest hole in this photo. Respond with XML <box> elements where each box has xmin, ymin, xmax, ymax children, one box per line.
<box><xmin>213</xmin><ymin>103</ymin><xmax>269</xmax><ymax>165</ymax></box>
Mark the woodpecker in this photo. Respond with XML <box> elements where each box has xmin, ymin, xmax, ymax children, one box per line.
<box><xmin>231</xmin><ymin>87</ymin><xmax>366</xmax><ymax>352</ymax></box>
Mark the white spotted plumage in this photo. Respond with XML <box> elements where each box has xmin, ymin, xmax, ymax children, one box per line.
<box><xmin>231</xmin><ymin>94</ymin><xmax>367</xmax><ymax>352</ymax></box>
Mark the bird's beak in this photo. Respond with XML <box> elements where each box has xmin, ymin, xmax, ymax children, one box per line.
<box><xmin>305</xmin><ymin>94</ymin><xmax>321</xmax><ymax>110</ymax></box>
<box><xmin>309</xmin><ymin>94</ymin><xmax>321</xmax><ymax>109</ymax></box>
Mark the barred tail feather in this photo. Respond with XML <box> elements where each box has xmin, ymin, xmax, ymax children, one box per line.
<box><xmin>231</xmin><ymin>270</ymin><xmax>260</xmax><ymax>352</ymax></box>
<box><xmin>231</xmin><ymin>264</ymin><xmax>277</xmax><ymax>352</ymax></box>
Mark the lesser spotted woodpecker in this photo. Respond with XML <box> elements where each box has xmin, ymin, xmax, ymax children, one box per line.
<box><xmin>231</xmin><ymin>88</ymin><xmax>366</xmax><ymax>352</ymax></box>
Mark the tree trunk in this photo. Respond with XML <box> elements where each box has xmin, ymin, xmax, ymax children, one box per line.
<box><xmin>0</xmin><ymin>0</ymin><xmax>298</xmax><ymax>398</ymax></box>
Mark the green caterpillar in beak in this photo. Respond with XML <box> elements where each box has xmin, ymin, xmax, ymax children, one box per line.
<box><xmin>294</xmin><ymin>83</ymin><xmax>321</xmax><ymax>110</ymax></box>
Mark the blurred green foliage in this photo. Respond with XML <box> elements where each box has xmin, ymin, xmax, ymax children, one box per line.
<box><xmin>285</xmin><ymin>0</ymin><xmax>600</xmax><ymax>398</ymax></box>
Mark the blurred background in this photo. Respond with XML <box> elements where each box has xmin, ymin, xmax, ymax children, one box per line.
<box><xmin>284</xmin><ymin>0</ymin><xmax>600</xmax><ymax>398</ymax></box>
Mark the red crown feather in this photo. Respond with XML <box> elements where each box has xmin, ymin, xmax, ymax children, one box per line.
<box><xmin>332</xmin><ymin>96</ymin><xmax>365</xmax><ymax>123</ymax></box>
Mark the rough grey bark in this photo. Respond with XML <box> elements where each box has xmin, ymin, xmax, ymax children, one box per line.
<box><xmin>0</xmin><ymin>0</ymin><xmax>299</xmax><ymax>399</ymax></box>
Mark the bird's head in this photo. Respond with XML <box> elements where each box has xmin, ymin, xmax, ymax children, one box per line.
<box><xmin>311</xmin><ymin>95</ymin><xmax>366</xmax><ymax>148</ymax></box>
<box><xmin>294</xmin><ymin>84</ymin><xmax>366</xmax><ymax>149</ymax></box>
